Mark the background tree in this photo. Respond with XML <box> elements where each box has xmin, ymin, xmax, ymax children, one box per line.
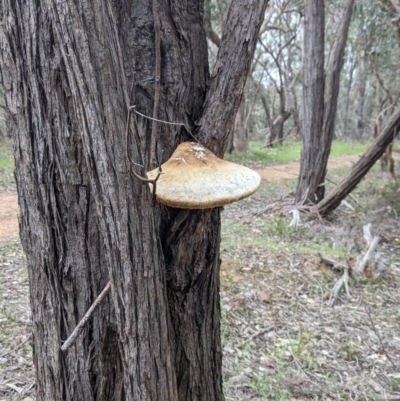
<box><xmin>247</xmin><ymin>0</ymin><xmax>303</xmax><ymax>148</ymax></box>
<box><xmin>296</xmin><ymin>0</ymin><xmax>355</xmax><ymax>203</ymax></box>
<box><xmin>0</xmin><ymin>0</ymin><xmax>268</xmax><ymax>400</ymax></box>
<box><xmin>315</xmin><ymin>0</ymin><xmax>400</xmax><ymax>215</ymax></box>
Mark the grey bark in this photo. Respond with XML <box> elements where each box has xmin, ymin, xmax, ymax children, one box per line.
<box><xmin>296</xmin><ymin>0</ymin><xmax>325</xmax><ymax>202</ymax></box>
<box><xmin>296</xmin><ymin>0</ymin><xmax>355</xmax><ymax>203</ymax></box>
<box><xmin>0</xmin><ymin>0</ymin><xmax>268</xmax><ymax>400</ymax></box>
<box><xmin>233</xmin><ymin>97</ymin><xmax>249</xmax><ymax>151</ymax></box>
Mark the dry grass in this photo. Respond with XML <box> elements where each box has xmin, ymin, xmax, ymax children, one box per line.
<box><xmin>0</xmin><ymin>167</ymin><xmax>399</xmax><ymax>400</ymax></box>
<box><xmin>0</xmin><ymin>242</ymin><xmax>34</xmax><ymax>401</ymax></box>
<box><xmin>221</xmin><ymin>171</ymin><xmax>400</xmax><ymax>400</ymax></box>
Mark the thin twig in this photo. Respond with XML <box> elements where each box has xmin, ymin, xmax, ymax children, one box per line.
<box><xmin>319</xmin><ymin>253</ymin><xmax>348</xmax><ymax>271</ymax></box>
<box><xmin>327</xmin><ymin>266</ymin><xmax>350</xmax><ymax>306</ymax></box>
<box><xmin>61</xmin><ymin>282</ymin><xmax>112</xmax><ymax>351</ymax></box>
<box><xmin>0</xmin><ymin>334</ymin><xmax>32</xmax><ymax>358</ymax></box>
<box><xmin>364</xmin><ymin>301</ymin><xmax>396</xmax><ymax>368</ymax></box>
<box><xmin>132</xmin><ymin>106</ymin><xmax>201</xmax><ymax>144</ymax></box>
<box><xmin>126</xmin><ymin>106</ymin><xmax>162</xmax><ymax>201</ymax></box>
<box><xmin>237</xmin><ymin>326</ymin><xmax>275</xmax><ymax>347</ymax></box>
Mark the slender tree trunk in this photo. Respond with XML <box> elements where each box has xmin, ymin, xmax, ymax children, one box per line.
<box><xmin>296</xmin><ymin>0</ymin><xmax>354</xmax><ymax>203</ymax></box>
<box><xmin>296</xmin><ymin>0</ymin><xmax>325</xmax><ymax>202</ymax></box>
<box><xmin>233</xmin><ymin>97</ymin><xmax>249</xmax><ymax>151</ymax></box>
<box><xmin>356</xmin><ymin>55</ymin><xmax>369</xmax><ymax>139</ymax></box>
<box><xmin>0</xmin><ymin>0</ymin><xmax>268</xmax><ymax>400</ymax></box>
<box><xmin>259</xmin><ymin>91</ymin><xmax>274</xmax><ymax>146</ymax></box>
<box><xmin>343</xmin><ymin>55</ymin><xmax>356</xmax><ymax>137</ymax></box>
<box><xmin>275</xmin><ymin>111</ymin><xmax>291</xmax><ymax>145</ymax></box>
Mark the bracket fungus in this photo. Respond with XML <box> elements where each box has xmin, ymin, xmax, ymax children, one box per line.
<box><xmin>146</xmin><ymin>142</ymin><xmax>261</xmax><ymax>209</ymax></box>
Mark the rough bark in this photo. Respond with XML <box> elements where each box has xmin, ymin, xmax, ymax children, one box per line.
<box><xmin>0</xmin><ymin>0</ymin><xmax>268</xmax><ymax>400</ymax></box>
<box><xmin>233</xmin><ymin>97</ymin><xmax>249</xmax><ymax>151</ymax></box>
<box><xmin>296</xmin><ymin>0</ymin><xmax>325</xmax><ymax>203</ymax></box>
<box><xmin>296</xmin><ymin>0</ymin><xmax>354</xmax><ymax>203</ymax></box>
<box><xmin>161</xmin><ymin>2</ymin><xmax>268</xmax><ymax>399</ymax></box>
<box><xmin>316</xmin><ymin>106</ymin><xmax>400</xmax><ymax>215</ymax></box>
<box><xmin>197</xmin><ymin>0</ymin><xmax>269</xmax><ymax>156</ymax></box>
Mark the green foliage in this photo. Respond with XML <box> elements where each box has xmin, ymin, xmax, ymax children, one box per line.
<box><xmin>224</xmin><ymin>140</ymin><xmax>299</xmax><ymax>165</ymax></box>
<box><xmin>225</xmin><ymin>140</ymin><xmax>371</xmax><ymax>166</ymax></box>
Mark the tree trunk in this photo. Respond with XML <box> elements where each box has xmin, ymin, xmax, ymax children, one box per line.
<box><xmin>233</xmin><ymin>97</ymin><xmax>249</xmax><ymax>151</ymax></box>
<box><xmin>296</xmin><ymin>0</ymin><xmax>325</xmax><ymax>202</ymax></box>
<box><xmin>356</xmin><ymin>55</ymin><xmax>369</xmax><ymax>139</ymax></box>
<box><xmin>296</xmin><ymin>0</ymin><xmax>354</xmax><ymax>203</ymax></box>
<box><xmin>316</xmin><ymin>106</ymin><xmax>400</xmax><ymax>215</ymax></box>
<box><xmin>274</xmin><ymin>111</ymin><xmax>291</xmax><ymax>145</ymax></box>
<box><xmin>0</xmin><ymin>0</ymin><xmax>268</xmax><ymax>400</ymax></box>
<box><xmin>343</xmin><ymin>55</ymin><xmax>356</xmax><ymax>137</ymax></box>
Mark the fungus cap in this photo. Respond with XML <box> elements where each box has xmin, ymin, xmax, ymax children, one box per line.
<box><xmin>146</xmin><ymin>142</ymin><xmax>261</xmax><ymax>209</ymax></box>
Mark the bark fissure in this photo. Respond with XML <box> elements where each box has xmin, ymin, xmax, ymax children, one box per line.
<box><xmin>296</xmin><ymin>0</ymin><xmax>355</xmax><ymax>203</ymax></box>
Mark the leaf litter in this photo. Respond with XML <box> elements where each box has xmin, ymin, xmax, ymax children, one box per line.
<box><xmin>0</xmin><ymin>169</ymin><xmax>399</xmax><ymax>400</ymax></box>
<box><xmin>220</xmin><ymin>171</ymin><xmax>400</xmax><ymax>400</ymax></box>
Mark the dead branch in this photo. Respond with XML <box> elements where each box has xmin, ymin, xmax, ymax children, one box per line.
<box><xmin>355</xmin><ymin>224</ymin><xmax>387</xmax><ymax>278</ymax></box>
<box><xmin>61</xmin><ymin>282</ymin><xmax>111</xmax><ymax>351</ymax></box>
<box><xmin>125</xmin><ymin>106</ymin><xmax>163</xmax><ymax>199</ymax></box>
<box><xmin>319</xmin><ymin>253</ymin><xmax>348</xmax><ymax>271</ymax></box>
<box><xmin>327</xmin><ymin>265</ymin><xmax>350</xmax><ymax>307</ymax></box>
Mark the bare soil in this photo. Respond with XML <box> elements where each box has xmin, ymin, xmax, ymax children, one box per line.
<box><xmin>255</xmin><ymin>154</ymin><xmax>360</xmax><ymax>181</ymax></box>
<box><xmin>220</xmin><ymin>172</ymin><xmax>400</xmax><ymax>400</ymax></box>
<box><xmin>0</xmin><ymin>192</ymin><xmax>19</xmax><ymax>242</ymax></box>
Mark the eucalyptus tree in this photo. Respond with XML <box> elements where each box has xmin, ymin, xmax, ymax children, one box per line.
<box><xmin>296</xmin><ymin>0</ymin><xmax>355</xmax><ymax>203</ymax></box>
<box><xmin>315</xmin><ymin>0</ymin><xmax>400</xmax><ymax>214</ymax></box>
<box><xmin>0</xmin><ymin>0</ymin><xmax>268</xmax><ymax>400</ymax></box>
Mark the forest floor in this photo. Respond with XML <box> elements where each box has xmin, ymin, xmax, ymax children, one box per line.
<box><xmin>0</xmin><ymin>151</ymin><xmax>400</xmax><ymax>400</ymax></box>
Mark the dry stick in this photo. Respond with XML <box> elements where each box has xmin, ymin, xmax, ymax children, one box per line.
<box><xmin>126</xmin><ymin>106</ymin><xmax>162</xmax><ymax>201</ymax></box>
<box><xmin>318</xmin><ymin>253</ymin><xmax>348</xmax><ymax>271</ymax></box>
<box><xmin>132</xmin><ymin>106</ymin><xmax>204</xmax><ymax>146</ymax></box>
<box><xmin>364</xmin><ymin>301</ymin><xmax>396</xmax><ymax>369</ymax></box>
<box><xmin>61</xmin><ymin>282</ymin><xmax>111</xmax><ymax>351</ymax></box>
<box><xmin>0</xmin><ymin>334</ymin><xmax>32</xmax><ymax>358</ymax></box>
<box><xmin>62</xmin><ymin>106</ymin><xmax>165</xmax><ymax>352</ymax></box>
<box><xmin>237</xmin><ymin>326</ymin><xmax>275</xmax><ymax>348</ymax></box>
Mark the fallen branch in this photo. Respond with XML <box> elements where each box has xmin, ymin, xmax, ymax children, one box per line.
<box><xmin>318</xmin><ymin>253</ymin><xmax>348</xmax><ymax>271</ymax></box>
<box><xmin>61</xmin><ymin>281</ymin><xmax>111</xmax><ymax>351</ymax></box>
<box><xmin>356</xmin><ymin>224</ymin><xmax>387</xmax><ymax>278</ymax></box>
<box><xmin>319</xmin><ymin>253</ymin><xmax>351</xmax><ymax>305</ymax></box>
<box><xmin>237</xmin><ymin>326</ymin><xmax>275</xmax><ymax>347</ymax></box>
<box><xmin>327</xmin><ymin>265</ymin><xmax>350</xmax><ymax>306</ymax></box>
<box><xmin>316</xmin><ymin>106</ymin><xmax>400</xmax><ymax>215</ymax></box>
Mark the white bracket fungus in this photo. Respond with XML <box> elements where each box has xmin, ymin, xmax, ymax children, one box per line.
<box><xmin>146</xmin><ymin>142</ymin><xmax>261</xmax><ymax>209</ymax></box>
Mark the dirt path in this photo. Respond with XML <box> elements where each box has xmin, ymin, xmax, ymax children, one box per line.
<box><xmin>255</xmin><ymin>153</ymin><xmax>360</xmax><ymax>181</ymax></box>
<box><xmin>0</xmin><ymin>192</ymin><xmax>19</xmax><ymax>242</ymax></box>
<box><xmin>0</xmin><ymin>154</ymin><xmax>375</xmax><ymax>241</ymax></box>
